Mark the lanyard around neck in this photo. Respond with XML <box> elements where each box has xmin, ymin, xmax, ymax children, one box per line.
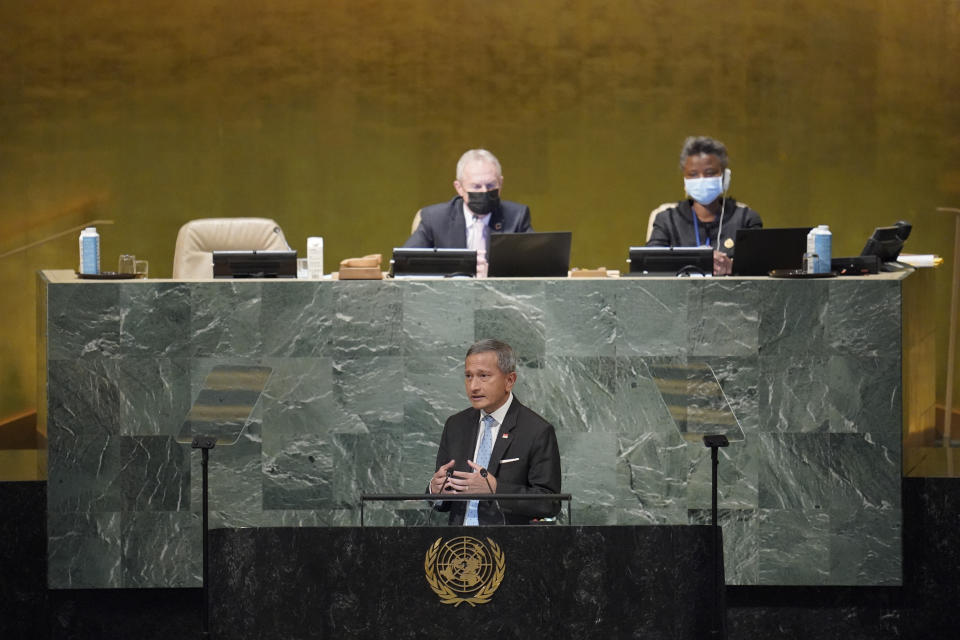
<box><xmin>691</xmin><ymin>202</ymin><xmax>725</xmax><ymax>248</ymax></box>
<box><xmin>691</xmin><ymin>210</ymin><xmax>711</xmax><ymax>247</ymax></box>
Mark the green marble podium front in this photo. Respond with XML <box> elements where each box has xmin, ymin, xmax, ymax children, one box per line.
<box><xmin>39</xmin><ymin>270</ymin><xmax>907</xmax><ymax>588</ymax></box>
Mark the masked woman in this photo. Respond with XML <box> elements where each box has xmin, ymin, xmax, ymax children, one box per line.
<box><xmin>647</xmin><ymin>136</ymin><xmax>762</xmax><ymax>275</ymax></box>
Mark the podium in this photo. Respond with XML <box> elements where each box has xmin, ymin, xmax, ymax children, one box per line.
<box><xmin>208</xmin><ymin>525</ymin><xmax>718</xmax><ymax>639</ymax></box>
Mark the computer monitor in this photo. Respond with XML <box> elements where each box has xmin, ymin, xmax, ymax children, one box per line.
<box><xmin>861</xmin><ymin>221</ymin><xmax>911</xmax><ymax>262</ymax></box>
<box><xmin>212</xmin><ymin>250</ymin><xmax>297</xmax><ymax>278</ymax></box>
<box><xmin>390</xmin><ymin>248</ymin><xmax>477</xmax><ymax>278</ymax></box>
<box><xmin>627</xmin><ymin>246</ymin><xmax>713</xmax><ymax>276</ymax></box>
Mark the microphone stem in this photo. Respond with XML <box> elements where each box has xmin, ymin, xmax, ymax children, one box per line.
<box><xmin>435</xmin><ymin>470</ymin><xmax>452</xmax><ymax>495</ymax></box>
<box><xmin>480</xmin><ymin>469</ymin><xmax>506</xmax><ymax>525</ymax></box>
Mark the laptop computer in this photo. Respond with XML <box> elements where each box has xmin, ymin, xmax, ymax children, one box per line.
<box><xmin>487</xmin><ymin>231</ymin><xmax>572</xmax><ymax>277</ymax></box>
<box><xmin>732</xmin><ymin>227</ymin><xmax>812</xmax><ymax>276</ymax></box>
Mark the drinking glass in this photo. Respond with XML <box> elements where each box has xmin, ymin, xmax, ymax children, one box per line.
<box><xmin>297</xmin><ymin>258</ymin><xmax>310</xmax><ymax>279</ymax></box>
<box><xmin>118</xmin><ymin>254</ymin><xmax>136</xmax><ymax>274</ymax></box>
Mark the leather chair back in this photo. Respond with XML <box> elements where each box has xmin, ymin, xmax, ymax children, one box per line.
<box><xmin>172</xmin><ymin>218</ymin><xmax>291</xmax><ymax>279</ymax></box>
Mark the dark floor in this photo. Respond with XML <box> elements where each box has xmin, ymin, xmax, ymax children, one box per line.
<box><xmin>2</xmin><ymin>479</ymin><xmax>959</xmax><ymax>639</ymax></box>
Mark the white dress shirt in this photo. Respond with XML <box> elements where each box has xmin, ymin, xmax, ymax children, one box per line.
<box><xmin>463</xmin><ymin>203</ymin><xmax>491</xmax><ymax>252</ymax></box>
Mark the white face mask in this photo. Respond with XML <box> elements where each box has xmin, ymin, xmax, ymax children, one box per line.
<box><xmin>684</xmin><ymin>176</ymin><xmax>724</xmax><ymax>205</ymax></box>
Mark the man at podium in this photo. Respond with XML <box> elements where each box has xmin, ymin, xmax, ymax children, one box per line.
<box><xmin>428</xmin><ymin>339</ymin><xmax>561</xmax><ymax>525</ymax></box>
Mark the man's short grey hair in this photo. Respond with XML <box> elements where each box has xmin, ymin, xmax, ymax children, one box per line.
<box><xmin>466</xmin><ymin>338</ymin><xmax>516</xmax><ymax>374</ymax></box>
<box><xmin>456</xmin><ymin>149</ymin><xmax>503</xmax><ymax>182</ymax></box>
<box><xmin>679</xmin><ymin>136</ymin><xmax>729</xmax><ymax>170</ymax></box>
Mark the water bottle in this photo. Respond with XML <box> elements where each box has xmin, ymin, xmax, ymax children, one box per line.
<box><xmin>79</xmin><ymin>227</ymin><xmax>100</xmax><ymax>275</ymax></box>
<box><xmin>307</xmin><ymin>236</ymin><xmax>324</xmax><ymax>279</ymax></box>
<box><xmin>806</xmin><ymin>225</ymin><xmax>832</xmax><ymax>274</ymax></box>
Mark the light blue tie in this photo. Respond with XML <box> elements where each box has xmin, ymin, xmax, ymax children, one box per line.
<box><xmin>464</xmin><ymin>414</ymin><xmax>496</xmax><ymax>526</ymax></box>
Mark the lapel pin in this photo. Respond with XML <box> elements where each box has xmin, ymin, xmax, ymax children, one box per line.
<box><xmin>502</xmin><ymin>433</ymin><xmax>509</xmax><ymax>439</ymax></box>
<box><xmin>494</xmin><ymin>222</ymin><xmax>502</xmax><ymax>230</ymax></box>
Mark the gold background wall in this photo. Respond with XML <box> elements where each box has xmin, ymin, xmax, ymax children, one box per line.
<box><xmin>2</xmin><ymin>1</ymin><xmax>960</xmax><ymax>424</ymax></box>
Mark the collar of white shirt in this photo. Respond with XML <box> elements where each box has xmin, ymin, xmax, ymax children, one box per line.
<box><xmin>483</xmin><ymin>393</ymin><xmax>513</xmax><ymax>429</ymax></box>
<box><xmin>474</xmin><ymin>393</ymin><xmax>513</xmax><ymax>462</ymax></box>
<box><xmin>462</xmin><ymin>202</ymin><xmax>492</xmax><ymax>232</ymax></box>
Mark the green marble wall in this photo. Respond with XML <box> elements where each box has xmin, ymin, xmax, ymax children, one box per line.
<box><xmin>42</xmin><ymin>273</ymin><xmax>904</xmax><ymax>587</ymax></box>
<box><xmin>3</xmin><ymin>1</ymin><xmax>960</xmax><ymax>440</ymax></box>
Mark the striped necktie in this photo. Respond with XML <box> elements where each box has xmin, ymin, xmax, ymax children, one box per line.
<box><xmin>464</xmin><ymin>414</ymin><xmax>496</xmax><ymax>526</ymax></box>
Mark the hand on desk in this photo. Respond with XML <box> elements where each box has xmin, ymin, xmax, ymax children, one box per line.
<box><xmin>713</xmin><ymin>250</ymin><xmax>732</xmax><ymax>276</ymax></box>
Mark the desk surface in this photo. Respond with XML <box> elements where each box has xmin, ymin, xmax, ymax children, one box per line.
<box><xmin>43</xmin><ymin>268</ymin><xmax>912</xmax><ymax>283</ymax></box>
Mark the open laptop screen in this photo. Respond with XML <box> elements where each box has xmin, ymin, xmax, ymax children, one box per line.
<box><xmin>487</xmin><ymin>231</ymin><xmax>572</xmax><ymax>278</ymax></box>
<box><xmin>731</xmin><ymin>227</ymin><xmax>811</xmax><ymax>276</ymax></box>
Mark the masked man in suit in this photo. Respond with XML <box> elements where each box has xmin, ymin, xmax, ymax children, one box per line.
<box><xmin>428</xmin><ymin>339</ymin><xmax>561</xmax><ymax>525</ymax></box>
<box><xmin>403</xmin><ymin>149</ymin><xmax>533</xmax><ymax>252</ymax></box>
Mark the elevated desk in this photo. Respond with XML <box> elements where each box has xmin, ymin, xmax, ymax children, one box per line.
<box><xmin>38</xmin><ymin>270</ymin><xmax>920</xmax><ymax>588</ymax></box>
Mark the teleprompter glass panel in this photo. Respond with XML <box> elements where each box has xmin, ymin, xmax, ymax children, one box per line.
<box><xmin>176</xmin><ymin>365</ymin><xmax>272</xmax><ymax>446</ymax></box>
<box><xmin>644</xmin><ymin>360</ymin><xmax>745</xmax><ymax>444</ymax></box>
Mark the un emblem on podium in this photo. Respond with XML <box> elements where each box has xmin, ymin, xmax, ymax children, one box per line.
<box><xmin>424</xmin><ymin>536</ymin><xmax>505</xmax><ymax>606</ymax></box>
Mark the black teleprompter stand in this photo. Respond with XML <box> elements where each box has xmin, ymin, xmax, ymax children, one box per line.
<box><xmin>192</xmin><ymin>435</ymin><xmax>217</xmax><ymax>640</ymax></box>
<box><xmin>704</xmin><ymin>434</ymin><xmax>729</xmax><ymax>639</ymax></box>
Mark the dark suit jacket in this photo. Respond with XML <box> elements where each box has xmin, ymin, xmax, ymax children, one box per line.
<box><xmin>433</xmin><ymin>397</ymin><xmax>561</xmax><ymax>525</ymax></box>
<box><xmin>647</xmin><ymin>198</ymin><xmax>762</xmax><ymax>258</ymax></box>
<box><xmin>403</xmin><ymin>196</ymin><xmax>533</xmax><ymax>248</ymax></box>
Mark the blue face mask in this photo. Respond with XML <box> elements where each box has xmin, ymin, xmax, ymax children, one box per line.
<box><xmin>684</xmin><ymin>176</ymin><xmax>724</xmax><ymax>205</ymax></box>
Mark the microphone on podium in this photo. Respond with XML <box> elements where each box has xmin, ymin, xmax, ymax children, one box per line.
<box><xmin>437</xmin><ymin>468</ymin><xmax>453</xmax><ymax>495</ymax></box>
<box><xmin>479</xmin><ymin>468</ymin><xmax>506</xmax><ymax>525</ymax></box>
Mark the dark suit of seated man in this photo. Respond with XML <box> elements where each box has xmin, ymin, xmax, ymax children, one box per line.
<box><xmin>403</xmin><ymin>148</ymin><xmax>533</xmax><ymax>250</ymax></box>
<box><xmin>428</xmin><ymin>339</ymin><xmax>561</xmax><ymax>526</ymax></box>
